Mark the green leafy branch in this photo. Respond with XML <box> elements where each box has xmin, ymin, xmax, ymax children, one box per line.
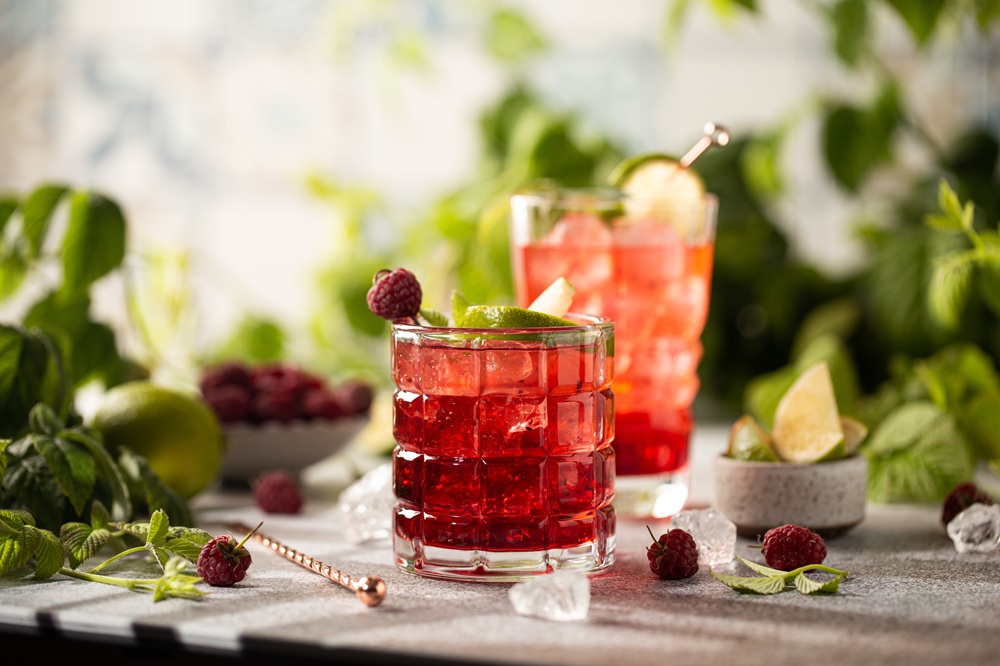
<box><xmin>0</xmin><ymin>183</ymin><xmax>147</xmax><ymax>440</ymax></box>
<box><xmin>711</xmin><ymin>555</ymin><xmax>849</xmax><ymax>595</ymax></box>
<box><xmin>1</xmin><ymin>403</ymin><xmax>191</xmax><ymax>534</ymax></box>
<box><xmin>0</xmin><ymin>506</ymin><xmax>211</xmax><ymax>602</ymax></box>
<box><xmin>926</xmin><ymin>179</ymin><xmax>1000</xmax><ymax>330</ymax></box>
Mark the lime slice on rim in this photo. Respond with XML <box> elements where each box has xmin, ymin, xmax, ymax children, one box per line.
<box><xmin>771</xmin><ymin>361</ymin><xmax>846</xmax><ymax>463</ymax></box>
<box><xmin>726</xmin><ymin>414</ymin><xmax>780</xmax><ymax>462</ymax></box>
<box><xmin>461</xmin><ymin>305</ymin><xmax>576</xmax><ymax>329</ymax></box>
<box><xmin>609</xmin><ymin>153</ymin><xmax>708</xmax><ymax>237</ymax></box>
<box><xmin>527</xmin><ymin>277</ymin><xmax>576</xmax><ymax>318</ymax></box>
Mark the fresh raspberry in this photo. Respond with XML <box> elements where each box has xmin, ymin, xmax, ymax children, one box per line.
<box><xmin>301</xmin><ymin>388</ymin><xmax>345</xmax><ymax>420</ymax></box>
<box><xmin>252</xmin><ymin>390</ymin><xmax>298</xmax><ymax>423</ymax></box>
<box><xmin>253</xmin><ymin>470</ymin><xmax>304</xmax><ymax>514</ymax></box>
<box><xmin>203</xmin><ymin>384</ymin><xmax>252</xmax><ymax>423</ymax></box>
<box><xmin>366</xmin><ymin>268</ymin><xmax>422</xmax><ymax>321</ymax></box>
<box><xmin>200</xmin><ymin>361</ymin><xmax>252</xmax><ymax>394</ymax></box>
<box><xmin>197</xmin><ymin>524</ymin><xmax>259</xmax><ymax>587</ymax></box>
<box><xmin>760</xmin><ymin>524</ymin><xmax>827</xmax><ymax>571</ymax></box>
<box><xmin>251</xmin><ymin>364</ymin><xmax>306</xmax><ymax>397</ymax></box>
<box><xmin>646</xmin><ymin>527</ymin><xmax>699</xmax><ymax>579</ymax></box>
<box><xmin>941</xmin><ymin>482</ymin><xmax>995</xmax><ymax>527</ymax></box>
<box><xmin>334</xmin><ymin>379</ymin><xmax>374</xmax><ymax>415</ymax></box>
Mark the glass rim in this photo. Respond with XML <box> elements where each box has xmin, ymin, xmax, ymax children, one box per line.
<box><xmin>511</xmin><ymin>186</ymin><xmax>719</xmax><ymax>209</ymax></box>
<box><xmin>390</xmin><ymin>312</ymin><xmax>614</xmax><ymax>335</ymax></box>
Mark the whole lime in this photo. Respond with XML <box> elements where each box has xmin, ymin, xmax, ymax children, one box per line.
<box><xmin>91</xmin><ymin>380</ymin><xmax>225</xmax><ymax>499</ymax></box>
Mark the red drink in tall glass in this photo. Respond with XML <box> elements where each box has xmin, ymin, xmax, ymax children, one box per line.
<box><xmin>390</xmin><ymin>314</ymin><xmax>616</xmax><ymax>581</ymax></box>
<box><xmin>511</xmin><ymin>190</ymin><xmax>717</xmax><ymax>518</ymax></box>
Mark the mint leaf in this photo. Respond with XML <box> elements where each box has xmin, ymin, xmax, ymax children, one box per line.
<box><xmin>451</xmin><ymin>290</ymin><xmax>470</xmax><ymax>327</ymax></box>
<box><xmin>795</xmin><ymin>570</ymin><xmax>845</xmax><ymax>594</ymax></box>
<box><xmin>710</xmin><ymin>570</ymin><xmax>789</xmax><ymax>595</ymax></box>
<box><xmin>419</xmin><ymin>308</ymin><xmax>449</xmax><ymax>327</ymax></box>
<box><xmin>864</xmin><ymin>403</ymin><xmax>975</xmax><ymax>502</ymax></box>
<box><xmin>736</xmin><ymin>555</ymin><xmax>787</xmax><ymax>577</ymax></box>
<box><xmin>864</xmin><ymin>401</ymin><xmax>941</xmax><ymax>456</ymax></box>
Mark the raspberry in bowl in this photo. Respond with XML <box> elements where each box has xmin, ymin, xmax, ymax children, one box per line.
<box><xmin>200</xmin><ymin>361</ymin><xmax>374</xmax><ymax>486</ymax></box>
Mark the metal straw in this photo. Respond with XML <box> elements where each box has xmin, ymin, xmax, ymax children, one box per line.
<box><xmin>228</xmin><ymin>522</ymin><xmax>387</xmax><ymax>607</ymax></box>
<box><xmin>679</xmin><ymin>122</ymin><xmax>731</xmax><ymax>168</ymax></box>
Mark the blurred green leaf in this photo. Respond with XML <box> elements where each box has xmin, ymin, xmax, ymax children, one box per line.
<box><xmin>884</xmin><ymin>0</ymin><xmax>946</xmax><ymax>45</ymax></box>
<box><xmin>863</xmin><ymin>401</ymin><xmax>975</xmax><ymax>503</ymax></box>
<box><xmin>485</xmin><ymin>8</ymin><xmax>547</xmax><ymax>64</ymax></box>
<box><xmin>976</xmin><ymin>262</ymin><xmax>1000</xmax><ymax>318</ymax></box>
<box><xmin>957</xmin><ymin>392</ymin><xmax>1000</xmax><ymax>460</ymax></box>
<box><xmin>209</xmin><ymin>315</ymin><xmax>286</xmax><ymax>365</ymax></box>
<box><xmin>21</xmin><ymin>184</ymin><xmax>69</xmax><ymax>259</ymax></box>
<box><xmin>830</xmin><ymin>0</ymin><xmax>868</xmax><ymax>66</ymax></box>
<box><xmin>741</xmin><ymin>133</ymin><xmax>785</xmax><ymax>198</ymax></box>
<box><xmin>928</xmin><ymin>254</ymin><xmax>972</xmax><ymax>329</ymax></box>
<box><xmin>61</xmin><ymin>192</ymin><xmax>126</xmax><ymax>294</ymax></box>
<box><xmin>0</xmin><ymin>197</ymin><xmax>17</xmax><ymax>237</ymax></box>
<box><xmin>0</xmin><ymin>247</ymin><xmax>28</xmax><ymax>302</ymax></box>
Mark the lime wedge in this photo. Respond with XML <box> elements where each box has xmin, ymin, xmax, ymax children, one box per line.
<box><xmin>771</xmin><ymin>361</ymin><xmax>846</xmax><ymax>463</ymax></box>
<box><xmin>840</xmin><ymin>416</ymin><xmax>868</xmax><ymax>456</ymax></box>
<box><xmin>528</xmin><ymin>277</ymin><xmax>576</xmax><ymax>318</ymax></box>
<box><xmin>727</xmin><ymin>414</ymin><xmax>780</xmax><ymax>462</ymax></box>
<box><xmin>461</xmin><ymin>305</ymin><xmax>576</xmax><ymax>329</ymax></box>
<box><xmin>609</xmin><ymin>154</ymin><xmax>707</xmax><ymax>237</ymax></box>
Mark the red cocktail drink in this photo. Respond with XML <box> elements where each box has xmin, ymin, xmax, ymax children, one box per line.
<box><xmin>391</xmin><ymin>314</ymin><xmax>616</xmax><ymax>581</ymax></box>
<box><xmin>511</xmin><ymin>190</ymin><xmax>717</xmax><ymax>518</ymax></box>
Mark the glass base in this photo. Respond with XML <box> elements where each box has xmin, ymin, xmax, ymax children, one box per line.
<box><xmin>613</xmin><ymin>468</ymin><xmax>690</xmax><ymax>519</ymax></box>
<box><xmin>394</xmin><ymin>537</ymin><xmax>616</xmax><ymax>582</ymax></box>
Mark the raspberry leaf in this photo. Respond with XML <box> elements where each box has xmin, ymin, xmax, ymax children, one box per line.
<box><xmin>31</xmin><ymin>527</ymin><xmax>65</xmax><ymax>579</ymax></box>
<box><xmin>60</xmin><ymin>521</ymin><xmax>111</xmax><ymax>569</ymax></box>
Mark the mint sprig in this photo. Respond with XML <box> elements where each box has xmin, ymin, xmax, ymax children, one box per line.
<box><xmin>0</xmin><ymin>506</ymin><xmax>213</xmax><ymax>602</ymax></box>
<box><xmin>710</xmin><ymin>555</ymin><xmax>849</xmax><ymax>595</ymax></box>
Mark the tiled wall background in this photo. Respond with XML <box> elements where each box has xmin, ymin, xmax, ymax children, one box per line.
<box><xmin>0</xmin><ymin>0</ymin><xmax>996</xmax><ymax>356</ymax></box>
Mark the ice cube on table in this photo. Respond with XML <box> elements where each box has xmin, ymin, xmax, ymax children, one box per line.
<box><xmin>336</xmin><ymin>462</ymin><xmax>394</xmax><ymax>544</ymax></box>
<box><xmin>947</xmin><ymin>503</ymin><xmax>1000</xmax><ymax>553</ymax></box>
<box><xmin>509</xmin><ymin>570</ymin><xmax>590</xmax><ymax>622</ymax></box>
<box><xmin>671</xmin><ymin>508</ymin><xmax>736</xmax><ymax>567</ymax></box>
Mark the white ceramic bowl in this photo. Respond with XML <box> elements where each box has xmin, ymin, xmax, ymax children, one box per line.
<box><xmin>219</xmin><ymin>415</ymin><xmax>369</xmax><ymax>485</ymax></box>
<box><xmin>713</xmin><ymin>454</ymin><xmax>868</xmax><ymax>538</ymax></box>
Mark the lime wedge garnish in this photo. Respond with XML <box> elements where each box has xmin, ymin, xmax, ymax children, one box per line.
<box><xmin>727</xmin><ymin>414</ymin><xmax>780</xmax><ymax>462</ymax></box>
<box><xmin>840</xmin><ymin>416</ymin><xmax>868</xmax><ymax>456</ymax></box>
<box><xmin>609</xmin><ymin>153</ymin><xmax>707</xmax><ymax>236</ymax></box>
<box><xmin>527</xmin><ymin>277</ymin><xmax>576</xmax><ymax>318</ymax></box>
<box><xmin>771</xmin><ymin>361</ymin><xmax>846</xmax><ymax>463</ymax></box>
<box><xmin>461</xmin><ymin>305</ymin><xmax>576</xmax><ymax>329</ymax></box>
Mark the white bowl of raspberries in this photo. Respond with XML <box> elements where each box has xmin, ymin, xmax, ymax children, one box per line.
<box><xmin>200</xmin><ymin>361</ymin><xmax>374</xmax><ymax>484</ymax></box>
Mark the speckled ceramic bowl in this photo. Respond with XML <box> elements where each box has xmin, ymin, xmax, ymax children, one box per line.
<box><xmin>713</xmin><ymin>454</ymin><xmax>868</xmax><ymax>538</ymax></box>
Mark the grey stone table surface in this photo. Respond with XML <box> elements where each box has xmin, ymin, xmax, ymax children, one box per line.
<box><xmin>1</xmin><ymin>425</ymin><xmax>998</xmax><ymax>666</ymax></box>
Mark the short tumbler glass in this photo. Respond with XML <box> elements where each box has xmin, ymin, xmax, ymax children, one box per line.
<box><xmin>390</xmin><ymin>314</ymin><xmax>616</xmax><ymax>582</ymax></box>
